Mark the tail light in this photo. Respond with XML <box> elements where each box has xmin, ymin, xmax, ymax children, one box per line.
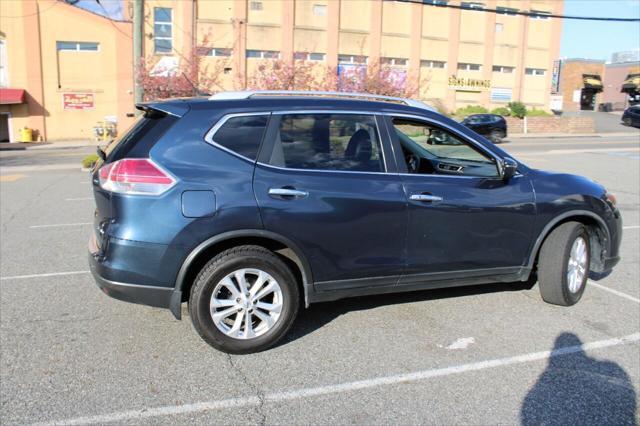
<box><xmin>98</xmin><ymin>158</ymin><xmax>176</xmax><ymax>195</ymax></box>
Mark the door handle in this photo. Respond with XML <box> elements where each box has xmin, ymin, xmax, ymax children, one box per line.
<box><xmin>410</xmin><ymin>194</ymin><xmax>443</xmax><ymax>203</ymax></box>
<box><xmin>268</xmin><ymin>188</ymin><xmax>309</xmax><ymax>199</ymax></box>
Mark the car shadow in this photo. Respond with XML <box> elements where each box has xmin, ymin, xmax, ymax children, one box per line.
<box><xmin>521</xmin><ymin>332</ymin><xmax>637</xmax><ymax>425</ymax></box>
<box><xmin>280</xmin><ymin>280</ymin><xmax>535</xmax><ymax>346</ymax></box>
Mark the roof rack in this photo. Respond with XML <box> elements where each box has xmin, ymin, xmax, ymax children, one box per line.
<box><xmin>208</xmin><ymin>90</ymin><xmax>436</xmax><ymax>112</ymax></box>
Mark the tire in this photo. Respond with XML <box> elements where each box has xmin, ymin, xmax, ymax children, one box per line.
<box><xmin>537</xmin><ymin>222</ymin><xmax>590</xmax><ymax>306</ymax></box>
<box><xmin>622</xmin><ymin>117</ymin><xmax>632</xmax><ymax>126</ymax></box>
<box><xmin>189</xmin><ymin>245</ymin><xmax>299</xmax><ymax>354</ymax></box>
<box><xmin>489</xmin><ymin>130</ymin><xmax>504</xmax><ymax>144</ymax></box>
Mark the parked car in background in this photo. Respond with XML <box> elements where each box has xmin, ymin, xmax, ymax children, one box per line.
<box><xmin>89</xmin><ymin>91</ymin><xmax>622</xmax><ymax>354</ymax></box>
<box><xmin>621</xmin><ymin>105</ymin><xmax>640</xmax><ymax>128</ymax></box>
<box><xmin>461</xmin><ymin>114</ymin><xmax>507</xmax><ymax>143</ymax></box>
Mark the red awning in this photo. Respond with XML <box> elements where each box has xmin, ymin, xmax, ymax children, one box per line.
<box><xmin>0</xmin><ymin>88</ymin><xmax>26</xmax><ymax>104</ymax></box>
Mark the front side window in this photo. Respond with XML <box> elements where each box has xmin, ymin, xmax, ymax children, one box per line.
<box><xmin>154</xmin><ymin>8</ymin><xmax>173</xmax><ymax>54</ymax></box>
<box><xmin>270</xmin><ymin>114</ymin><xmax>383</xmax><ymax>173</ymax></box>
<box><xmin>210</xmin><ymin>114</ymin><xmax>269</xmax><ymax>160</ymax></box>
<box><xmin>392</xmin><ymin>118</ymin><xmax>498</xmax><ymax>177</ymax></box>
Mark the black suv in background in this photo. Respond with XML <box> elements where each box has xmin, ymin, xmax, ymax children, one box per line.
<box><xmin>461</xmin><ymin>113</ymin><xmax>508</xmax><ymax>143</ymax></box>
<box><xmin>89</xmin><ymin>91</ymin><xmax>621</xmax><ymax>354</ymax></box>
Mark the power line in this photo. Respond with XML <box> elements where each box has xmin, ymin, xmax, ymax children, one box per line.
<box><xmin>395</xmin><ymin>0</ymin><xmax>640</xmax><ymax>22</ymax></box>
<box><xmin>95</xmin><ymin>0</ymin><xmax>132</xmax><ymax>39</ymax></box>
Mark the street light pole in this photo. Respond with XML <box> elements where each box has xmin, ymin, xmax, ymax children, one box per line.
<box><xmin>133</xmin><ymin>0</ymin><xmax>144</xmax><ymax>108</ymax></box>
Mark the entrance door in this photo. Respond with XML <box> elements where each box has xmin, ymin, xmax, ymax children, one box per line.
<box><xmin>0</xmin><ymin>113</ymin><xmax>9</xmax><ymax>142</ymax></box>
<box><xmin>580</xmin><ymin>89</ymin><xmax>596</xmax><ymax>111</ymax></box>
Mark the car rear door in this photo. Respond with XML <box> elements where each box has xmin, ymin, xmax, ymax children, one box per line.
<box><xmin>253</xmin><ymin>111</ymin><xmax>407</xmax><ymax>290</ymax></box>
<box><xmin>384</xmin><ymin>114</ymin><xmax>536</xmax><ymax>283</ymax></box>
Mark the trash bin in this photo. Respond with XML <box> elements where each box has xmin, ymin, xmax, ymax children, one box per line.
<box><xmin>20</xmin><ymin>127</ymin><xmax>33</xmax><ymax>142</ymax></box>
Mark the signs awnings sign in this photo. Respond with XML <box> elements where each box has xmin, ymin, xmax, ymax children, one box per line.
<box><xmin>62</xmin><ymin>93</ymin><xmax>94</xmax><ymax>110</ymax></box>
<box><xmin>448</xmin><ymin>75</ymin><xmax>491</xmax><ymax>92</ymax></box>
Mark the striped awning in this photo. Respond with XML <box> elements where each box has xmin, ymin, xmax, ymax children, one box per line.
<box><xmin>621</xmin><ymin>74</ymin><xmax>640</xmax><ymax>93</ymax></box>
<box><xmin>582</xmin><ymin>74</ymin><xmax>603</xmax><ymax>91</ymax></box>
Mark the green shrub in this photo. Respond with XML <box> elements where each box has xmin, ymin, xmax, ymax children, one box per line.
<box><xmin>507</xmin><ymin>102</ymin><xmax>527</xmax><ymax>119</ymax></box>
<box><xmin>490</xmin><ymin>107</ymin><xmax>511</xmax><ymax>117</ymax></box>
<box><xmin>82</xmin><ymin>154</ymin><xmax>99</xmax><ymax>169</ymax></box>
<box><xmin>526</xmin><ymin>108</ymin><xmax>552</xmax><ymax>117</ymax></box>
<box><xmin>454</xmin><ymin>105</ymin><xmax>489</xmax><ymax>117</ymax></box>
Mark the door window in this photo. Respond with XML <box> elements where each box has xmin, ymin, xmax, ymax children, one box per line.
<box><xmin>209</xmin><ymin>114</ymin><xmax>269</xmax><ymax>160</ymax></box>
<box><xmin>269</xmin><ymin>114</ymin><xmax>384</xmax><ymax>172</ymax></box>
<box><xmin>392</xmin><ymin>118</ymin><xmax>499</xmax><ymax>177</ymax></box>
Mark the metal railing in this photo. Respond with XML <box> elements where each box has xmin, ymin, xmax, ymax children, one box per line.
<box><xmin>208</xmin><ymin>90</ymin><xmax>435</xmax><ymax>112</ymax></box>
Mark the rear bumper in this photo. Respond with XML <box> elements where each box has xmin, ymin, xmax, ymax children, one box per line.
<box><xmin>88</xmin><ymin>234</ymin><xmax>183</xmax><ymax>319</ymax></box>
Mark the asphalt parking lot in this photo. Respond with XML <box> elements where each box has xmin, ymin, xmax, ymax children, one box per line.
<box><xmin>1</xmin><ymin>133</ymin><xmax>639</xmax><ymax>425</ymax></box>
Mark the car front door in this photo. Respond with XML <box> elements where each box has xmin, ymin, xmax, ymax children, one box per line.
<box><xmin>385</xmin><ymin>115</ymin><xmax>536</xmax><ymax>284</ymax></box>
<box><xmin>253</xmin><ymin>112</ymin><xmax>407</xmax><ymax>291</ymax></box>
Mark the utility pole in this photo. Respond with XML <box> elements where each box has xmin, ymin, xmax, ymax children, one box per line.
<box><xmin>133</xmin><ymin>0</ymin><xmax>144</xmax><ymax>108</ymax></box>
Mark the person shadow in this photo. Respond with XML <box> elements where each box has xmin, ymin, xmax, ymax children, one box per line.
<box><xmin>521</xmin><ymin>332</ymin><xmax>638</xmax><ymax>425</ymax></box>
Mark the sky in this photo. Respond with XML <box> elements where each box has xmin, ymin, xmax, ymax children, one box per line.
<box><xmin>73</xmin><ymin>0</ymin><xmax>640</xmax><ymax>63</ymax></box>
<box><xmin>560</xmin><ymin>0</ymin><xmax>640</xmax><ymax>61</ymax></box>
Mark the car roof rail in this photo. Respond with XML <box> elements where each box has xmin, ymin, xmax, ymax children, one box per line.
<box><xmin>208</xmin><ymin>90</ymin><xmax>436</xmax><ymax>112</ymax></box>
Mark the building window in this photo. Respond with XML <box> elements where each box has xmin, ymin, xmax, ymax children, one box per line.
<box><xmin>458</xmin><ymin>63</ymin><xmax>481</xmax><ymax>71</ymax></box>
<box><xmin>496</xmin><ymin>6</ymin><xmax>518</xmax><ymax>16</ymax></box>
<box><xmin>56</xmin><ymin>41</ymin><xmax>99</xmax><ymax>51</ymax></box>
<box><xmin>249</xmin><ymin>1</ymin><xmax>263</xmax><ymax>11</ymax></box>
<box><xmin>492</xmin><ymin>65</ymin><xmax>514</xmax><ymax>73</ymax></box>
<box><xmin>460</xmin><ymin>2</ymin><xmax>485</xmax><ymax>10</ymax></box>
<box><xmin>422</xmin><ymin>0</ymin><xmax>448</xmax><ymax>5</ymax></box>
<box><xmin>490</xmin><ymin>88</ymin><xmax>513</xmax><ymax>103</ymax></box>
<box><xmin>246</xmin><ymin>50</ymin><xmax>280</xmax><ymax>59</ymax></box>
<box><xmin>381</xmin><ymin>57</ymin><xmax>408</xmax><ymax>66</ymax></box>
<box><xmin>525</xmin><ymin>68</ymin><xmax>546</xmax><ymax>76</ymax></box>
<box><xmin>313</xmin><ymin>4</ymin><xmax>327</xmax><ymax>16</ymax></box>
<box><xmin>199</xmin><ymin>47</ymin><xmax>232</xmax><ymax>57</ymax></box>
<box><xmin>294</xmin><ymin>52</ymin><xmax>326</xmax><ymax>61</ymax></box>
<box><xmin>530</xmin><ymin>10</ymin><xmax>551</xmax><ymax>20</ymax></box>
<box><xmin>0</xmin><ymin>40</ymin><xmax>7</xmax><ymax>87</ymax></box>
<box><xmin>338</xmin><ymin>55</ymin><xmax>368</xmax><ymax>64</ymax></box>
<box><xmin>420</xmin><ymin>60</ymin><xmax>446</xmax><ymax>69</ymax></box>
<box><xmin>153</xmin><ymin>8</ymin><xmax>173</xmax><ymax>54</ymax></box>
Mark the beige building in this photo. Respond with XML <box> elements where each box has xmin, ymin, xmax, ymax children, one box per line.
<box><xmin>0</xmin><ymin>0</ymin><xmax>562</xmax><ymax>141</ymax></box>
<box><xmin>127</xmin><ymin>0</ymin><xmax>561</xmax><ymax>112</ymax></box>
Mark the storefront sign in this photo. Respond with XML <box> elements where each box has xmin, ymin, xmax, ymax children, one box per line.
<box><xmin>62</xmin><ymin>93</ymin><xmax>94</xmax><ymax>110</ymax></box>
<box><xmin>551</xmin><ymin>60</ymin><xmax>561</xmax><ymax>93</ymax></box>
<box><xmin>448</xmin><ymin>75</ymin><xmax>491</xmax><ymax>91</ymax></box>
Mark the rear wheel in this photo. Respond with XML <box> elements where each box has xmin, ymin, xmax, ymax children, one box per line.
<box><xmin>489</xmin><ymin>130</ymin><xmax>504</xmax><ymax>143</ymax></box>
<box><xmin>189</xmin><ymin>245</ymin><xmax>299</xmax><ymax>354</ymax></box>
<box><xmin>537</xmin><ymin>222</ymin><xmax>590</xmax><ymax>306</ymax></box>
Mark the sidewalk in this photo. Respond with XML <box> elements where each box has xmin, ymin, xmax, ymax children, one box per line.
<box><xmin>508</xmin><ymin>131</ymin><xmax>639</xmax><ymax>139</ymax></box>
<box><xmin>0</xmin><ymin>139</ymin><xmax>100</xmax><ymax>151</ymax></box>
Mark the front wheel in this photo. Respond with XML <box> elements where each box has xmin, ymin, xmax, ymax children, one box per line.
<box><xmin>537</xmin><ymin>222</ymin><xmax>590</xmax><ymax>306</ymax></box>
<box><xmin>189</xmin><ymin>246</ymin><xmax>299</xmax><ymax>354</ymax></box>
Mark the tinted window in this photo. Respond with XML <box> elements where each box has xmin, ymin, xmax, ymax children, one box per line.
<box><xmin>211</xmin><ymin>115</ymin><xmax>269</xmax><ymax>160</ymax></box>
<box><xmin>269</xmin><ymin>114</ymin><xmax>383</xmax><ymax>172</ymax></box>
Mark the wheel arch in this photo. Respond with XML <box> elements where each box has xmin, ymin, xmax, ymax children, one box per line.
<box><xmin>527</xmin><ymin>210</ymin><xmax>611</xmax><ymax>274</ymax></box>
<box><xmin>171</xmin><ymin>230</ymin><xmax>314</xmax><ymax>319</ymax></box>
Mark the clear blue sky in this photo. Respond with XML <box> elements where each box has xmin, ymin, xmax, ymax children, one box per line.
<box><xmin>561</xmin><ymin>0</ymin><xmax>640</xmax><ymax>61</ymax></box>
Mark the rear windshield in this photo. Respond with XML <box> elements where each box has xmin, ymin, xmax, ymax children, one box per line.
<box><xmin>103</xmin><ymin>112</ymin><xmax>177</xmax><ymax>162</ymax></box>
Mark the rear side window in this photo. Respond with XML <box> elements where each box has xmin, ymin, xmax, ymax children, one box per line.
<box><xmin>104</xmin><ymin>112</ymin><xmax>178</xmax><ymax>162</ymax></box>
<box><xmin>210</xmin><ymin>114</ymin><xmax>269</xmax><ymax>160</ymax></box>
<box><xmin>269</xmin><ymin>113</ymin><xmax>383</xmax><ymax>172</ymax></box>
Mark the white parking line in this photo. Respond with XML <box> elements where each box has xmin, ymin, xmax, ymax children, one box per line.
<box><xmin>589</xmin><ymin>280</ymin><xmax>640</xmax><ymax>304</ymax></box>
<box><xmin>36</xmin><ymin>332</ymin><xmax>640</xmax><ymax>426</ymax></box>
<box><xmin>0</xmin><ymin>271</ymin><xmax>90</xmax><ymax>281</ymax></box>
<box><xmin>65</xmin><ymin>197</ymin><xmax>93</xmax><ymax>201</ymax></box>
<box><xmin>623</xmin><ymin>225</ymin><xmax>640</xmax><ymax>230</ymax></box>
<box><xmin>29</xmin><ymin>222</ymin><xmax>92</xmax><ymax>229</ymax></box>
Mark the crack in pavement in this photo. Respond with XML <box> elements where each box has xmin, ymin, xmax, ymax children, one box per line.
<box><xmin>226</xmin><ymin>354</ymin><xmax>267</xmax><ymax>425</ymax></box>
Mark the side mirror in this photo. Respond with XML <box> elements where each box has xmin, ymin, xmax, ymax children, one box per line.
<box><xmin>500</xmin><ymin>157</ymin><xmax>518</xmax><ymax>181</ymax></box>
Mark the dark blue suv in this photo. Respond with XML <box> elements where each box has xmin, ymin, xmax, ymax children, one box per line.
<box><xmin>89</xmin><ymin>91</ymin><xmax>622</xmax><ymax>353</ymax></box>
